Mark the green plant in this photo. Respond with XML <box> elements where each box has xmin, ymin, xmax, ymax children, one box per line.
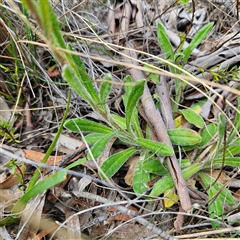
<box><xmin>0</xmin><ymin>120</ymin><xmax>19</xmax><ymax>143</ymax></box>
<box><xmin>4</xmin><ymin>0</ymin><xmax>238</xmax><ymax>231</ymax></box>
<box><xmin>156</xmin><ymin>21</ymin><xmax>214</xmax><ymax>112</ymax></box>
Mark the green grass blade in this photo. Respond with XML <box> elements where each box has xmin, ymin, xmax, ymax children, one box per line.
<box><xmin>27</xmin><ymin>89</ymin><xmax>71</xmax><ymax>191</ymax></box>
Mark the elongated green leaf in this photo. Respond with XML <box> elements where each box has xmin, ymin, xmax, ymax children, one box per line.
<box><xmin>110</xmin><ymin>114</ymin><xmax>126</xmax><ymax>129</ymax></box>
<box><xmin>13</xmin><ymin>170</ymin><xmax>67</xmax><ymax>214</ymax></box>
<box><xmin>150</xmin><ymin>163</ymin><xmax>202</xmax><ymax>196</ymax></box>
<box><xmin>143</xmin><ymin>159</ymin><xmax>168</xmax><ymax>175</ymax></box>
<box><xmin>99</xmin><ymin>73</ymin><xmax>112</xmax><ymax>103</ymax></box>
<box><xmin>67</xmin><ymin>43</ymin><xmax>86</xmax><ymax>71</ymax></box>
<box><xmin>157</xmin><ymin>22</ymin><xmax>174</xmax><ymax>61</ymax></box>
<box><xmin>64</xmin><ymin>118</ymin><xmax>113</xmax><ymax>134</ymax></box>
<box><xmin>168</xmin><ymin>128</ymin><xmax>202</xmax><ymax>146</ymax></box>
<box><xmin>62</xmin><ymin>64</ymin><xmax>94</xmax><ymax>107</ymax></box>
<box><xmin>65</xmin><ymin>158</ymin><xmax>86</xmax><ymax>169</ymax></box>
<box><xmin>131</xmin><ymin>107</ymin><xmax>144</xmax><ymax>138</ymax></box>
<box><xmin>208</xmin><ymin>186</ymin><xmax>223</xmax><ymax>228</ymax></box>
<box><xmin>144</xmin><ymin>65</ymin><xmax>160</xmax><ymax>84</ymax></box>
<box><xmin>65</xmin><ymin>45</ymin><xmax>102</xmax><ymax>110</ymax></box>
<box><xmin>198</xmin><ymin>172</ymin><xmax>234</xmax><ymax>227</ymax></box>
<box><xmin>84</xmin><ymin>132</ymin><xmax>106</xmax><ymax>144</ymax></box>
<box><xmin>135</xmin><ymin>138</ymin><xmax>173</xmax><ymax>156</ymax></box>
<box><xmin>87</xmin><ymin>132</ymin><xmax>116</xmax><ymax>159</ymax></box>
<box><xmin>228</xmin><ymin>96</ymin><xmax>240</xmax><ymax>144</ymax></box>
<box><xmin>133</xmin><ymin>153</ymin><xmax>150</xmax><ymax>195</ymax></box>
<box><xmin>215</xmin><ymin>114</ymin><xmax>227</xmax><ymax>157</ymax></box>
<box><xmin>183</xmin><ymin>22</ymin><xmax>214</xmax><ymax>62</ymax></box>
<box><xmin>143</xmin><ymin>159</ymin><xmax>191</xmax><ymax>175</ymax></box>
<box><xmin>38</xmin><ymin>1</ymin><xmax>66</xmax><ymax>48</ymax></box>
<box><xmin>0</xmin><ymin>170</ymin><xmax>67</xmax><ymax>227</ymax></box>
<box><xmin>225</xmin><ymin>138</ymin><xmax>240</xmax><ymax>157</ymax></box>
<box><xmin>100</xmin><ymin>148</ymin><xmax>137</xmax><ymax>179</ymax></box>
<box><xmin>204</xmin><ymin>157</ymin><xmax>240</xmax><ymax>169</ymax></box>
<box><xmin>199</xmin><ymin>123</ymin><xmax>217</xmax><ymax>147</ymax></box>
<box><xmin>199</xmin><ymin>172</ymin><xmax>235</xmax><ymax>205</ymax></box>
<box><xmin>126</xmin><ymin>80</ymin><xmax>145</xmax><ymax>133</ymax></box>
<box><xmin>179</xmin><ymin>109</ymin><xmax>204</xmax><ymax>128</ymax></box>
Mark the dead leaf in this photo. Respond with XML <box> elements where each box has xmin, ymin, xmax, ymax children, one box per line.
<box><xmin>47</xmin><ymin>65</ymin><xmax>60</xmax><ymax>77</ymax></box>
<box><xmin>124</xmin><ymin>155</ymin><xmax>139</xmax><ymax>186</ymax></box>
<box><xmin>107</xmin><ymin>205</ymin><xmax>138</xmax><ymax>222</ymax></box>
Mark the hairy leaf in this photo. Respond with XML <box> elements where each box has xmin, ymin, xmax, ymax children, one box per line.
<box><xmin>64</xmin><ymin>118</ymin><xmax>113</xmax><ymax>134</ymax></box>
<box><xmin>136</xmin><ymin>138</ymin><xmax>173</xmax><ymax>156</ymax></box>
<box><xmin>168</xmin><ymin>128</ymin><xmax>202</xmax><ymax>146</ymax></box>
<box><xmin>99</xmin><ymin>148</ymin><xmax>137</xmax><ymax>179</ymax></box>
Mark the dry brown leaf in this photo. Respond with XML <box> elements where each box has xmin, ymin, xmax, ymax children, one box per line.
<box><xmin>65</xmin><ymin>199</ymin><xmax>81</xmax><ymax>240</ymax></box>
<box><xmin>206</xmin><ymin>170</ymin><xmax>230</xmax><ymax>184</ymax></box>
<box><xmin>124</xmin><ymin>155</ymin><xmax>139</xmax><ymax>186</ymax></box>
<box><xmin>23</xmin><ymin>149</ymin><xmax>64</xmax><ymax>165</ymax></box>
<box><xmin>47</xmin><ymin>65</ymin><xmax>60</xmax><ymax>77</ymax></box>
<box><xmin>18</xmin><ymin>193</ymin><xmax>45</xmax><ymax>240</ymax></box>
<box><xmin>107</xmin><ymin>205</ymin><xmax>138</xmax><ymax>222</ymax></box>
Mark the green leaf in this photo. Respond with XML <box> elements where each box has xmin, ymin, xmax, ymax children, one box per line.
<box><xmin>150</xmin><ymin>163</ymin><xmax>202</xmax><ymax>196</ymax></box>
<box><xmin>0</xmin><ymin>170</ymin><xmax>67</xmax><ymax>227</ymax></box>
<box><xmin>199</xmin><ymin>172</ymin><xmax>235</xmax><ymax>205</ymax></box>
<box><xmin>131</xmin><ymin>107</ymin><xmax>144</xmax><ymax>138</ymax></box>
<box><xmin>215</xmin><ymin>114</ymin><xmax>227</xmax><ymax>157</ymax></box>
<box><xmin>110</xmin><ymin>114</ymin><xmax>126</xmax><ymax>129</ymax></box>
<box><xmin>168</xmin><ymin>128</ymin><xmax>202</xmax><ymax>146</ymax></box>
<box><xmin>84</xmin><ymin>133</ymin><xmax>106</xmax><ymax>144</ymax></box>
<box><xmin>157</xmin><ymin>22</ymin><xmax>174</xmax><ymax>61</ymax></box>
<box><xmin>125</xmin><ymin>80</ymin><xmax>145</xmax><ymax>133</ymax></box>
<box><xmin>199</xmin><ymin>123</ymin><xmax>217</xmax><ymax>147</ymax></box>
<box><xmin>225</xmin><ymin>138</ymin><xmax>240</xmax><ymax>157</ymax></box>
<box><xmin>144</xmin><ymin>65</ymin><xmax>160</xmax><ymax>84</ymax></box>
<box><xmin>204</xmin><ymin>157</ymin><xmax>240</xmax><ymax>169</ymax></box>
<box><xmin>87</xmin><ymin>132</ymin><xmax>116</xmax><ymax>159</ymax></box>
<box><xmin>38</xmin><ymin>1</ymin><xmax>66</xmax><ymax>48</ymax></box>
<box><xmin>99</xmin><ymin>73</ymin><xmax>112</xmax><ymax>103</ymax></box>
<box><xmin>62</xmin><ymin>64</ymin><xmax>94</xmax><ymax>107</ymax></box>
<box><xmin>198</xmin><ymin>172</ymin><xmax>235</xmax><ymax>228</ymax></box>
<box><xmin>208</xmin><ymin>186</ymin><xmax>223</xmax><ymax>228</ymax></box>
<box><xmin>135</xmin><ymin>138</ymin><xmax>173</xmax><ymax>156</ymax></box>
<box><xmin>13</xmin><ymin>170</ymin><xmax>67</xmax><ymax>214</ymax></box>
<box><xmin>99</xmin><ymin>148</ymin><xmax>137</xmax><ymax>179</ymax></box>
<box><xmin>65</xmin><ymin>158</ymin><xmax>86</xmax><ymax>169</ymax></box>
<box><xmin>228</xmin><ymin>96</ymin><xmax>240</xmax><ymax>144</ymax></box>
<box><xmin>179</xmin><ymin>109</ymin><xmax>204</xmax><ymax>128</ymax></box>
<box><xmin>183</xmin><ymin>22</ymin><xmax>214</xmax><ymax>62</ymax></box>
<box><xmin>143</xmin><ymin>159</ymin><xmax>168</xmax><ymax>175</ymax></box>
<box><xmin>64</xmin><ymin>118</ymin><xmax>113</xmax><ymax>134</ymax></box>
<box><xmin>133</xmin><ymin>153</ymin><xmax>150</xmax><ymax>195</ymax></box>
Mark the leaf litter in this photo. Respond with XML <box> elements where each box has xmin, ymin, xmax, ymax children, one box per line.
<box><xmin>0</xmin><ymin>0</ymin><xmax>240</xmax><ymax>239</ymax></box>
